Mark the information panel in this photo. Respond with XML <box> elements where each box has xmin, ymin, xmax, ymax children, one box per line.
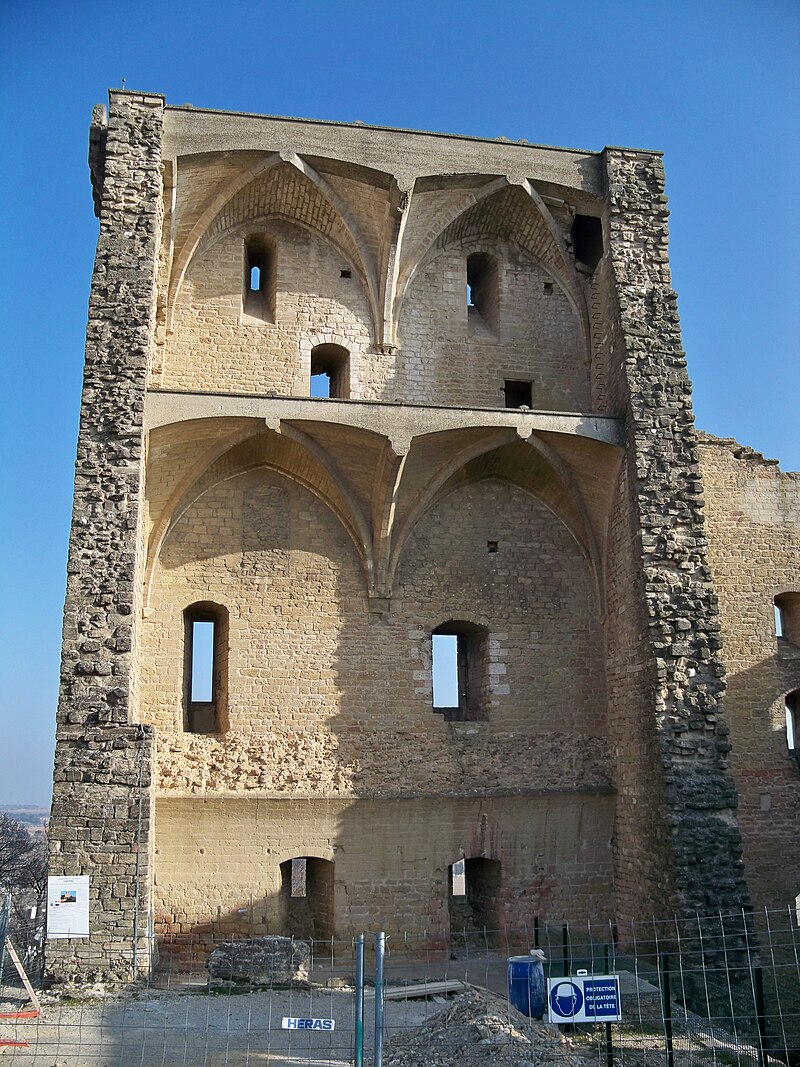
<box><xmin>47</xmin><ymin>875</ymin><xmax>90</xmax><ymax>939</ymax></box>
<box><xmin>547</xmin><ymin>974</ymin><xmax>622</xmax><ymax>1023</ymax></box>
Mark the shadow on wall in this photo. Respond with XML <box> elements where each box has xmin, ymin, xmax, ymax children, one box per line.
<box><xmin>149</xmin><ymin>440</ymin><xmax>614</xmax><ymax>959</ymax></box>
<box><xmin>724</xmin><ymin>650</ymin><xmax>800</xmax><ymax>908</ymax></box>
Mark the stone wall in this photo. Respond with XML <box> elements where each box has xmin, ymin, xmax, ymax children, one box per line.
<box><xmin>52</xmin><ymin>95</ymin><xmax>778</xmax><ymax>985</ymax></box>
<box><xmin>141</xmin><ymin>469</ymin><xmax>611</xmax><ymax>800</ymax></box>
<box><xmin>154</xmin><ymin>794</ymin><xmax>615</xmax><ymax>957</ymax></box>
<box><xmin>602</xmin><ymin>149</ymin><xmax>750</xmax><ymax>921</ymax></box>
<box><xmin>699</xmin><ymin>436</ymin><xmax>800</xmax><ymax>910</ymax></box>
<box><xmin>47</xmin><ymin>91</ymin><xmax>164</xmax><ymax>985</ymax></box>
<box><xmin>396</xmin><ymin>237</ymin><xmax>588</xmax><ymax>409</ymax></box>
<box><xmin>162</xmin><ymin>218</ymin><xmax>374</xmax><ymax>397</ymax></box>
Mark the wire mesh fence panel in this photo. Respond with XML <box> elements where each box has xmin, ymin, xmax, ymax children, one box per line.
<box><xmin>0</xmin><ymin>906</ymin><xmax>798</xmax><ymax>1065</ymax></box>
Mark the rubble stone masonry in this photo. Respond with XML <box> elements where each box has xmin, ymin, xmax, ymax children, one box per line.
<box><xmin>603</xmin><ymin>150</ymin><xmax>749</xmax><ymax>920</ymax></box>
<box><xmin>48</xmin><ymin>92</ymin><xmax>164</xmax><ymax>985</ymax></box>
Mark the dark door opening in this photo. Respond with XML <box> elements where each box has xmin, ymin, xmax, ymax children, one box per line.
<box><xmin>449</xmin><ymin>857</ymin><xmax>501</xmax><ymax>947</ymax></box>
<box><xmin>279</xmin><ymin>857</ymin><xmax>335</xmax><ymax>941</ymax></box>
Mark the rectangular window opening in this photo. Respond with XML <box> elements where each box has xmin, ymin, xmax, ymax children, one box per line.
<box><xmin>787</xmin><ymin>706</ymin><xmax>796</xmax><ymax>751</ymax></box>
<box><xmin>340</xmin><ymin>269</ymin><xmax>352</xmax><ymax>279</ymax></box>
<box><xmin>432</xmin><ymin>633</ymin><xmax>459</xmax><ymax>708</ymax></box>
<box><xmin>190</xmin><ymin>620</ymin><xmax>215</xmax><ymax>703</ymax></box>
<box><xmin>504</xmin><ymin>380</ymin><xmax>533</xmax><ymax>409</ymax></box>
<box><xmin>243</xmin><ymin>237</ymin><xmax>274</xmax><ymax>321</ymax></box>
<box><xmin>776</xmin><ymin>604</ymin><xmax>784</xmax><ymax>638</ymax></box>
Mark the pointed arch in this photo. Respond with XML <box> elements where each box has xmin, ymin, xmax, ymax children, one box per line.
<box><xmin>144</xmin><ymin>424</ymin><xmax>375</xmax><ymax>608</ymax></box>
<box><xmin>394</xmin><ymin>180</ymin><xmax>591</xmax><ymax>361</ymax></box>
<box><xmin>167</xmin><ymin>153</ymin><xmax>381</xmax><ymax>334</ymax></box>
<box><xmin>386</xmin><ymin>433</ymin><xmax>602</xmax><ymax>607</ymax></box>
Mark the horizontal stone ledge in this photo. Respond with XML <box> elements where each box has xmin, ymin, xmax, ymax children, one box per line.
<box><xmin>144</xmin><ymin>390</ymin><xmax>625</xmax><ymax>448</ymax></box>
<box><xmin>154</xmin><ymin>785</ymin><xmax>617</xmax><ymax>801</ymax></box>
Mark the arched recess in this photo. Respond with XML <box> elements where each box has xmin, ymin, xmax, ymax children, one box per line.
<box><xmin>144</xmin><ymin>425</ymin><xmax>374</xmax><ymax>608</ymax></box>
<box><xmin>393</xmin><ymin>180</ymin><xmax>590</xmax><ymax>357</ymax></box>
<box><xmin>278</xmin><ymin>853</ymin><xmax>335</xmax><ymax>940</ymax></box>
<box><xmin>386</xmin><ymin>434</ymin><xmax>603</xmax><ymax>610</ymax></box>
<box><xmin>300</xmin><ymin>332</ymin><xmax>353</xmax><ymax>399</ymax></box>
<box><xmin>168</xmin><ymin>154</ymin><xmax>381</xmax><ymax>335</ymax></box>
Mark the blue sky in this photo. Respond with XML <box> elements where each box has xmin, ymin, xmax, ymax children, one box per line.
<box><xmin>1</xmin><ymin>0</ymin><xmax>798</xmax><ymax>806</ymax></box>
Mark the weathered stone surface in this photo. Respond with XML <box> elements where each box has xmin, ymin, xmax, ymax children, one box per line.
<box><xmin>47</xmin><ymin>90</ymin><xmax>164</xmax><ymax>988</ymax></box>
<box><xmin>207</xmin><ymin>936</ymin><xmax>310</xmax><ymax>986</ymax></box>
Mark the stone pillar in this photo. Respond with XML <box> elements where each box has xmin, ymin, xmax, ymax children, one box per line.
<box><xmin>602</xmin><ymin>149</ymin><xmax>750</xmax><ymax>922</ymax></box>
<box><xmin>47</xmin><ymin>91</ymin><xmax>164</xmax><ymax>987</ymax></box>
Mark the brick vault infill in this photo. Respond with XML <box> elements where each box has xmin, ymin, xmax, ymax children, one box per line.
<box><xmin>47</xmin><ymin>92</ymin><xmax>164</xmax><ymax>987</ymax></box>
<box><xmin>604</xmin><ymin>148</ymin><xmax>750</xmax><ymax>918</ymax></box>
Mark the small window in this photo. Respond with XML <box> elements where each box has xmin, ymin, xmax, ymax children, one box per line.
<box><xmin>310</xmin><ymin>343</ymin><xmax>350</xmax><ymax>399</ymax></box>
<box><xmin>775</xmin><ymin>593</ymin><xmax>800</xmax><ymax>647</ymax></box>
<box><xmin>571</xmin><ymin>215</ymin><xmax>603</xmax><ymax>272</ymax></box>
<box><xmin>432</xmin><ymin>620</ymin><xmax>489</xmax><ymax>722</ymax></box>
<box><xmin>184</xmin><ymin>602</ymin><xmax>228</xmax><ymax>734</ymax></box>
<box><xmin>787</xmin><ymin>691</ymin><xmax>799</xmax><ymax>753</ymax></box>
<box><xmin>243</xmin><ymin>236</ymin><xmax>275</xmax><ymax>321</ymax></box>
<box><xmin>466</xmin><ymin>253</ymin><xmax>499</xmax><ymax>333</ymax></box>
<box><xmin>503</xmin><ymin>380</ymin><xmax>533</xmax><ymax>409</ymax></box>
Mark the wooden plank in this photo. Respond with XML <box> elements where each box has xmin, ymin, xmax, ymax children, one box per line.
<box><xmin>3</xmin><ymin>939</ymin><xmax>42</xmax><ymax>1017</ymax></box>
<box><xmin>365</xmin><ymin>979</ymin><xmax>468</xmax><ymax>1000</ymax></box>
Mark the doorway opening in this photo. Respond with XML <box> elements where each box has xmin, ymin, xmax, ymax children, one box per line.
<box><xmin>279</xmin><ymin>857</ymin><xmax>335</xmax><ymax>940</ymax></box>
<box><xmin>449</xmin><ymin>857</ymin><xmax>501</xmax><ymax>946</ymax></box>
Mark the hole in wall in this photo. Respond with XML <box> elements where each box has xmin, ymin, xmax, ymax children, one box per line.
<box><xmin>503</xmin><ymin>380</ymin><xmax>533</xmax><ymax>409</ymax></box>
<box><xmin>571</xmin><ymin>215</ymin><xmax>603</xmax><ymax>272</ymax></box>
<box><xmin>310</xmin><ymin>343</ymin><xmax>350</xmax><ymax>399</ymax></box>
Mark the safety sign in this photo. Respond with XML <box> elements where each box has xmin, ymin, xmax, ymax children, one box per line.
<box><xmin>547</xmin><ymin>974</ymin><xmax>622</xmax><ymax>1023</ymax></box>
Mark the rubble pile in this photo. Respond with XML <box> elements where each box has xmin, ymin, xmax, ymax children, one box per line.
<box><xmin>381</xmin><ymin>988</ymin><xmax>593</xmax><ymax>1067</ymax></box>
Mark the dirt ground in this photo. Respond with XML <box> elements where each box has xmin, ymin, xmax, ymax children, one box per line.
<box><xmin>0</xmin><ymin>966</ymin><xmax>775</xmax><ymax>1067</ymax></box>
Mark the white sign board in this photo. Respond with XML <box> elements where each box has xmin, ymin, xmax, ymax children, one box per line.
<box><xmin>47</xmin><ymin>876</ymin><xmax>90</xmax><ymax>939</ymax></box>
<box><xmin>282</xmin><ymin>1017</ymin><xmax>335</xmax><ymax>1031</ymax></box>
<box><xmin>547</xmin><ymin>975</ymin><xmax>622</xmax><ymax>1023</ymax></box>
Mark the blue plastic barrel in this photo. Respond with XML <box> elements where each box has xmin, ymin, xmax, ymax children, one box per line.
<box><xmin>507</xmin><ymin>954</ymin><xmax>546</xmax><ymax>1017</ymax></box>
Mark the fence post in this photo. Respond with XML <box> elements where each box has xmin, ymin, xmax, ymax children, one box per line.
<box><xmin>754</xmin><ymin>965</ymin><xmax>767</xmax><ymax>1067</ymax></box>
<box><xmin>354</xmin><ymin>933</ymin><xmax>365</xmax><ymax>1067</ymax></box>
<box><xmin>0</xmin><ymin>895</ymin><xmax>10</xmax><ymax>982</ymax></box>
<box><xmin>375</xmin><ymin>931</ymin><xmax>385</xmax><ymax>1067</ymax></box>
<box><xmin>661</xmin><ymin>952</ymin><xmax>674</xmax><ymax>1067</ymax></box>
<box><xmin>562</xmin><ymin>923</ymin><xmax>570</xmax><ymax>976</ymax></box>
<box><xmin>604</xmin><ymin>943</ymin><xmax>613</xmax><ymax>1067</ymax></box>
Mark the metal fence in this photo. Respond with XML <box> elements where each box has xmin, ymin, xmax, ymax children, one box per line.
<box><xmin>1</xmin><ymin>902</ymin><xmax>799</xmax><ymax>1066</ymax></box>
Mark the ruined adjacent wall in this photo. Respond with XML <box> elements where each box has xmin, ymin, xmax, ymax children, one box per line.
<box><xmin>699</xmin><ymin>436</ymin><xmax>800</xmax><ymax>911</ymax></box>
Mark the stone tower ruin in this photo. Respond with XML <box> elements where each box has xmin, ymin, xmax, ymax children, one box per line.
<box><xmin>47</xmin><ymin>90</ymin><xmax>800</xmax><ymax>985</ymax></box>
